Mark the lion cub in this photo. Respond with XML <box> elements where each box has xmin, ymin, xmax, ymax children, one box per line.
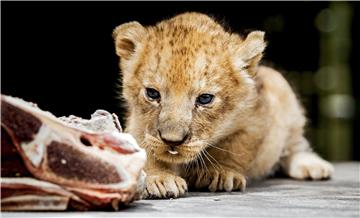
<box><xmin>113</xmin><ymin>12</ymin><xmax>334</xmax><ymax>199</ymax></box>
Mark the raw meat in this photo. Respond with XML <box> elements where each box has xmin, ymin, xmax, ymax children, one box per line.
<box><xmin>1</xmin><ymin>94</ymin><xmax>147</xmax><ymax>211</ymax></box>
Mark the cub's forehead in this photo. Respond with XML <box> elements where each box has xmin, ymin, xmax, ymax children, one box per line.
<box><xmin>144</xmin><ymin>27</ymin><xmax>227</xmax><ymax>72</ymax></box>
<box><xmin>148</xmin><ymin>24</ymin><xmax>227</xmax><ymax>53</ymax></box>
<box><xmin>138</xmin><ymin>25</ymin><xmax>234</xmax><ymax>93</ymax></box>
<box><xmin>140</xmin><ymin>47</ymin><xmax>229</xmax><ymax>95</ymax></box>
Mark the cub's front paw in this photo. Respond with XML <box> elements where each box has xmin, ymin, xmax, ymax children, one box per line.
<box><xmin>208</xmin><ymin>169</ymin><xmax>246</xmax><ymax>192</ymax></box>
<box><xmin>192</xmin><ymin>169</ymin><xmax>246</xmax><ymax>192</ymax></box>
<box><xmin>142</xmin><ymin>174</ymin><xmax>188</xmax><ymax>199</ymax></box>
<box><xmin>287</xmin><ymin>152</ymin><xmax>334</xmax><ymax>180</ymax></box>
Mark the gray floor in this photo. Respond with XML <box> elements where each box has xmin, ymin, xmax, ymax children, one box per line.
<box><xmin>2</xmin><ymin>162</ymin><xmax>359</xmax><ymax>217</ymax></box>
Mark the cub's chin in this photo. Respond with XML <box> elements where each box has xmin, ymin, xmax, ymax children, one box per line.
<box><xmin>143</xmin><ymin>133</ymin><xmax>206</xmax><ymax>164</ymax></box>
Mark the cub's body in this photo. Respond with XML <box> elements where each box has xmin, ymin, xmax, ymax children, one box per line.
<box><xmin>114</xmin><ymin>12</ymin><xmax>333</xmax><ymax>198</ymax></box>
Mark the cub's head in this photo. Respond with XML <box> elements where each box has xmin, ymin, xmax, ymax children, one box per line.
<box><xmin>113</xmin><ymin>12</ymin><xmax>266</xmax><ymax>164</ymax></box>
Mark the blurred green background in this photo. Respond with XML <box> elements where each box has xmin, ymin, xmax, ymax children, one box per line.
<box><xmin>268</xmin><ymin>2</ymin><xmax>358</xmax><ymax>161</ymax></box>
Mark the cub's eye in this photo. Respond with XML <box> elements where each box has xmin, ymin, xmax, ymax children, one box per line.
<box><xmin>145</xmin><ymin>88</ymin><xmax>161</xmax><ymax>100</ymax></box>
<box><xmin>196</xmin><ymin>94</ymin><xmax>214</xmax><ymax>105</ymax></box>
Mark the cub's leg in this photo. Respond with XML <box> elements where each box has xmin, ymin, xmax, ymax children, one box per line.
<box><xmin>142</xmin><ymin>158</ymin><xmax>188</xmax><ymax>199</ymax></box>
<box><xmin>280</xmin><ymin>137</ymin><xmax>334</xmax><ymax>180</ymax></box>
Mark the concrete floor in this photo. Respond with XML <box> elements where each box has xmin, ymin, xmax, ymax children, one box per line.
<box><xmin>2</xmin><ymin>162</ymin><xmax>359</xmax><ymax>217</ymax></box>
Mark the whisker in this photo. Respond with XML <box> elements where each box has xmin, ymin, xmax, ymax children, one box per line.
<box><xmin>202</xmin><ymin>150</ymin><xmax>218</xmax><ymax>170</ymax></box>
<box><xmin>184</xmin><ymin>163</ymin><xmax>189</xmax><ymax>174</ymax></box>
<box><xmin>199</xmin><ymin>151</ymin><xmax>209</xmax><ymax>174</ymax></box>
<box><xmin>189</xmin><ymin>159</ymin><xmax>196</xmax><ymax>175</ymax></box>
<box><xmin>206</xmin><ymin>143</ymin><xmax>246</xmax><ymax>157</ymax></box>
<box><xmin>203</xmin><ymin>149</ymin><xmax>222</xmax><ymax>168</ymax></box>
<box><xmin>185</xmin><ymin>159</ymin><xmax>195</xmax><ymax>175</ymax></box>
<box><xmin>203</xmin><ymin>149</ymin><xmax>222</xmax><ymax>171</ymax></box>
<box><xmin>195</xmin><ymin>154</ymin><xmax>201</xmax><ymax>173</ymax></box>
<box><xmin>196</xmin><ymin>152</ymin><xmax>202</xmax><ymax>171</ymax></box>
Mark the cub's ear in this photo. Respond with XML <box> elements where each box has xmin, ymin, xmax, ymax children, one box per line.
<box><xmin>232</xmin><ymin>31</ymin><xmax>266</xmax><ymax>76</ymax></box>
<box><xmin>113</xmin><ymin>22</ymin><xmax>147</xmax><ymax>60</ymax></box>
<box><xmin>238</xmin><ymin>31</ymin><xmax>266</xmax><ymax>62</ymax></box>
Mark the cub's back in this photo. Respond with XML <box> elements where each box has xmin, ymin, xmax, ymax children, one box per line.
<box><xmin>247</xmin><ymin>66</ymin><xmax>307</xmax><ymax>178</ymax></box>
<box><xmin>257</xmin><ymin>66</ymin><xmax>305</xmax><ymax>129</ymax></box>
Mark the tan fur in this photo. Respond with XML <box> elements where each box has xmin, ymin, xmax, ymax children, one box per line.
<box><xmin>113</xmin><ymin>12</ymin><xmax>334</xmax><ymax>199</ymax></box>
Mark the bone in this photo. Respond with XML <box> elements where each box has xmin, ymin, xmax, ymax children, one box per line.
<box><xmin>1</xmin><ymin>94</ymin><xmax>147</xmax><ymax>211</ymax></box>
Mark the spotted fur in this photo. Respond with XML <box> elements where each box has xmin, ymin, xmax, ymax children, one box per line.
<box><xmin>113</xmin><ymin>12</ymin><xmax>334</xmax><ymax>199</ymax></box>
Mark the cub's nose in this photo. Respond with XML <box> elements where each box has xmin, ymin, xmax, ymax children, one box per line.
<box><xmin>158</xmin><ymin>130</ymin><xmax>189</xmax><ymax>147</ymax></box>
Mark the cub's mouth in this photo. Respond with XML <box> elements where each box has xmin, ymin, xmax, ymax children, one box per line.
<box><xmin>142</xmin><ymin>133</ymin><xmax>205</xmax><ymax>164</ymax></box>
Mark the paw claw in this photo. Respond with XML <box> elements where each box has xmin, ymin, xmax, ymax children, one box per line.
<box><xmin>142</xmin><ymin>174</ymin><xmax>188</xmax><ymax>199</ymax></box>
<box><xmin>165</xmin><ymin>191</ymin><xmax>175</xmax><ymax>198</ymax></box>
<box><xmin>207</xmin><ymin>169</ymin><xmax>246</xmax><ymax>192</ymax></box>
